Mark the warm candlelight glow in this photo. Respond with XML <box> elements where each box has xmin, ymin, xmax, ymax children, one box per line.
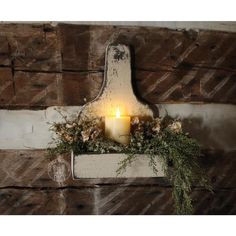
<box><xmin>105</xmin><ymin>106</ymin><xmax>131</xmax><ymax>145</ymax></box>
<box><xmin>116</xmin><ymin>107</ymin><xmax>121</xmax><ymax>118</ymax></box>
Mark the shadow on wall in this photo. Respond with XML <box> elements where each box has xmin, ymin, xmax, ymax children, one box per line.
<box><xmin>157</xmin><ymin>104</ymin><xmax>236</xmax><ymax>151</ymax></box>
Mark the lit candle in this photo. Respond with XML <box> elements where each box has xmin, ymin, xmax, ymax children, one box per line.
<box><xmin>105</xmin><ymin>107</ymin><xmax>130</xmax><ymax>145</ymax></box>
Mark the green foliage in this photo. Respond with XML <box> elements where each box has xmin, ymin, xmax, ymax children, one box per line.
<box><xmin>48</xmin><ymin>112</ymin><xmax>212</xmax><ymax>215</ymax></box>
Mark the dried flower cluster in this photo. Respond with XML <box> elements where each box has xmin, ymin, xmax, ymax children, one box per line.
<box><xmin>131</xmin><ymin>116</ymin><xmax>182</xmax><ymax>134</ymax></box>
<box><xmin>51</xmin><ymin>116</ymin><xmax>103</xmax><ymax>145</ymax></box>
<box><xmin>50</xmin><ymin>115</ymin><xmax>183</xmax><ymax>149</ymax></box>
<box><xmin>48</xmin><ymin>113</ymin><xmax>211</xmax><ymax>215</ymax></box>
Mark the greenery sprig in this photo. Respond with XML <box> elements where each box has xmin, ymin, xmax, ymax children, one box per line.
<box><xmin>48</xmin><ymin>111</ymin><xmax>212</xmax><ymax>214</ymax></box>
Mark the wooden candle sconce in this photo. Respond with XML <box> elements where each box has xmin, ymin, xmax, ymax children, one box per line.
<box><xmin>72</xmin><ymin>44</ymin><xmax>164</xmax><ymax>179</ymax></box>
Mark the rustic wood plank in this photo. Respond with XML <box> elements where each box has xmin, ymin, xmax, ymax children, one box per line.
<box><xmin>59</xmin><ymin>25</ymin><xmax>91</xmax><ymax>71</ymax></box>
<box><xmin>0</xmin><ymin>150</ymin><xmax>167</xmax><ymax>188</ymax></box>
<box><xmin>0</xmin><ymin>24</ymin><xmax>44</xmax><ymax>37</ymax></box>
<box><xmin>0</xmin><ymin>187</ymin><xmax>94</xmax><ymax>215</ymax></box>
<box><xmin>135</xmin><ymin>68</ymin><xmax>236</xmax><ymax>104</ymax></box>
<box><xmin>0</xmin><ymin>68</ymin><xmax>14</xmax><ymax>107</ymax></box>
<box><xmin>62</xmin><ymin>71</ymin><xmax>103</xmax><ymax>105</ymax></box>
<box><xmin>2</xmin><ymin>67</ymin><xmax>236</xmax><ymax>108</ymax></box>
<box><xmin>0</xmin><ymin>150</ymin><xmax>60</xmax><ymax>188</ymax></box>
<box><xmin>95</xmin><ymin>186</ymin><xmax>174</xmax><ymax>215</ymax></box>
<box><xmin>59</xmin><ymin>24</ymin><xmax>236</xmax><ymax>72</ymax></box>
<box><xmin>96</xmin><ymin>186</ymin><xmax>236</xmax><ymax>215</ymax></box>
<box><xmin>63</xmin><ymin>188</ymin><xmax>95</xmax><ymax>215</ymax></box>
<box><xmin>10</xmin><ymin>71</ymin><xmax>62</xmax><ymax>107</ymax></box>
<box><xmin>1</xmin><ymin>24</ymin><xmax>236</xmax><ymax>107</ymax></box>
<box><xmin>135</xmin><ymin>69</ymin><xmax>201</xmax><ymax>104</ymax></box>
<box><xmin>0</xmin><ymin>36</ymin><xmax>10</xmax><ymax>66</ymax></box>
<box><xmin>0</xmin><ymin>23</ymin><xmax>61</xmax><ymax>72</ymax></box>
<box><xmin>193</xmin><ymin>189</ymin><xmax>236</xmax><ymax>215</ymax></box>
<box><xmin>0</xmin><ymin>186</ymin><xmax>234</xmax><ymax>214</ymax></box>
<box><xmin>0</xmin><ymin>149</ymin><xmax>235</xmax><ymax>189</ymax></box>
<box><xmin>0</xmin><ymin>149</ymin><xmax>235</xmax><ymax>215</ymax></box>
<box><xmin>182</xmin><ymin>31</ymin><xmax>236</xmax><ymax>71</ymax></box>
<box><xmin>0</xmin><ymin>188</ymin><xmax>64</xmax><ymax>214</ymax></box>
<box><xmin>59</xmin><ymin>24</ymin><xmax>236</xmax><ymax>104</ymax></box>
<box><xmin>201</xmin><ymin>150</ymin><xmax>236</xmax><ymax>189</ymax></box>
<box><xmin>59</xmin><ymin>24</ymin><xmax>197</xmax><ymax>71</ymax></box>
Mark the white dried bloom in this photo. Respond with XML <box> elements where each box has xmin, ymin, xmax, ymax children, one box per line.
<box><xmin>152</xmin><ymin>124</ymin><xmax>160</xmax><ymax>133</ymax></box>
<box><xmin>91</xmin><ymin>128</ymin><xmax>102</xmax><ymax>140</ymax></box>
<box><xmin>64</xmin><ymin>134</ymin><xmax>73</xmax><ymax>143</ymax></box>
<box><xmin>66</xmin><ymin>123</ymin><xmax>73</xmax><ymax>129</ymax></box>
<box><xmin>152</xmin><ymin>118</ymin><xmax>161</xmax><ymax>133</ymax></box>
<box><xmin>131</xmin><ymin>117</ymin><xmax>140</xmax><ymax>125</ymax></box>
<box><xmin>168</xmin><ymin>121</ymin><xmax>182</xmax><ymax>133</ymax></box>
<box><xmin>81</xmin><ymin>130</ymin><xmax>90</xmax><ymax>142</ymax></box>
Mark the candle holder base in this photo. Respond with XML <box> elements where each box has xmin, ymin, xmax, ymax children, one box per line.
<box><xmin>71</xmin><ymin>152</ymin><xmax>165</xmax><ymax>179</ymax></box>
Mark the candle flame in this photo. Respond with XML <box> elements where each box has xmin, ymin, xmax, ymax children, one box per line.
<box><xmin>116</xmin><ymin>107</ymin><xmax>121</xmax><ymax>118</ymax></box>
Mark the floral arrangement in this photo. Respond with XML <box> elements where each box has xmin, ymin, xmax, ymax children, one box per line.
<box><xmin>48</xmin><ymin>111</ymin><xmax>212</xmax><ymax>214</ymax></box>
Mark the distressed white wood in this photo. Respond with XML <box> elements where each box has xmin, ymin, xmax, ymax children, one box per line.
<box><xmin>81</xmin><ymin>44</ymin><xmax>153</xmax><ymax>118</ymax></box>
<box><xmin>63</xmin><ymin>21</ymin><xmax>236</xmax><ymax>32</ymax></box>
<box><xmin>6</xmin><ymin>22</ymin><xmax>236</xmax><ymax>32</ymax></box>
<box><xmin>0</xmin><ymin>106</ymin><xmax>81</xmax><ymax>149</ymax></box>
<box><xmin>1</xmin><ymin>104</ymin><xmax>236</xmax><ymax>150</ymax></box>
<box><xmin>0</xmin><ymin>104</ymin><xmax>236</xmax><ymax>151</ymax></box>
<box><xmin>72</xmin><ymin>153</ymin><xmax>164</xmax><ymax>178</ymax></box>
<box><xmin>72</xmin><ymin>44</ymin><xmax>158</xmax><ymax>179</ymax></box>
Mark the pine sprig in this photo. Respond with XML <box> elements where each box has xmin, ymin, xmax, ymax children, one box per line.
<box><xmin>48</xmin><ymin>115</ymin><xmax>212</xmax><ymax>215</ymax></box>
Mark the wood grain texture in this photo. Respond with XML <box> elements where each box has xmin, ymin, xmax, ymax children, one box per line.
<box><xmin>59</xmin><ymin>25</ymin><xmax>236</xmax><ymax>72</ymax></box>
<box><xmin>0</xmin><ymin>68</ymin><xmax>14</xmax><ymax>106</ymax></box>
<box><xmin>1</xmin><ymin>23</ymin><xmax>236</xmax><ymax>107</ymax></box>
<box><xmin>0</xmin><ymin>23</ymin><xmax>236</xmax><ymax>214</ymax></box>
<box><xmin>0</xmin><ymin>149</ymin><xmax>235</xmax><ymax>188</ymax></box>
<box><xmin>12</xmin><ymin>71</ymin><xmax>62</xmax><ymax>107</ymax></box>
<box><xmin>0</xmin><ymin>23</ymin><xmax>61</xmax><ymax>71</ymax></box>
<box><xmin>62</xmin><ymin>71</ymin><xmax>103</xmax><ymax>105</ymax></box>
<box><xmin>0</xmin><ymin>187</ymin><xmax>235</xmax><ymax>215</ymax></box>
<box><xmin>135</xmin><ymin>68</ymin><xmax>236</xmax><ymax>104</ymax></box>
<box><xmin>59</xmin><ymin>24</ymin><xmax>236</xmax><ymax>105</ymax></box>
<box><xmin>0</xmin><ymin>149</ymin><xmax>235</xmax><ymax>214</ymax></box>
<box><xmin>0</xmin><ymin>188</ymin><xmax>65</xmax><ymax>214</ymax></box>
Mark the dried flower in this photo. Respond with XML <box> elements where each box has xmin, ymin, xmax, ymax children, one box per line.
<box><xmin>90</xmin><ymin>128</ymin><xmax>102</xmax><ymax>140</ymax></box>
<box><xmin>152</xmin><ymin>118</ymin><xmax>161</xmax><ymax>133</ymax></box>
<box><xmin>81</xmin><ymin>129</ymin><xmax>91</xmax><ymax>142</ymax></box>
<box><xmin>131</xmin><ymin>117</ymin><xmax>140</xmax><ymax>125</ymax></box>
<box><xmin>168</xmin><ymin>121</ymin><xmax>182</xmax><ymax>133</ymax></box>
<box><xmin>63</xmin><ymin>134</ymin><xmax>73</xmax><ymax>143</ymax></box>
<box><xmin>66</xmin><ymin>123</ymin><xmax>73</xmax><ymax>129</ymax></box>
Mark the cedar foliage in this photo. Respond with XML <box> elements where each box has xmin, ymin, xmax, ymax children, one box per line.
<box><xmin>48</xmin><ymin>112</ymin><xmax>212</xmax><ymax>214</ymax></box>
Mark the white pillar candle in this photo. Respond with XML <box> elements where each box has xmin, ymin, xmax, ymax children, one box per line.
<box><xmin>105</xmin><ymin>108</ymin><xmax>130</xmax><ymax>145</ymax></box>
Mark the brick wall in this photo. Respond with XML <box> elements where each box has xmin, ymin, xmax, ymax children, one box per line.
<box><xmin>0</xmin><ymin>23</ymin><xmax>236</xmax><ymax>214</ymax></box>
